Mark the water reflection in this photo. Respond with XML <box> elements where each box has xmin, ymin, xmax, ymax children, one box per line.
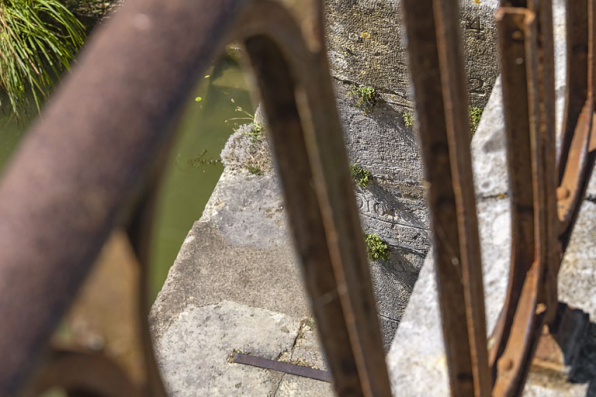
<box><xmin>0</xmin><ymin>55</ymin><xmax>253</xmax><ymax>300</ymax></box>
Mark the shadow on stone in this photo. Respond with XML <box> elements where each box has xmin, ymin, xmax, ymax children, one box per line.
<box><xmin>570</xmin><ymin>322</ymin><xmax>596</xmax><ymax>396</ymax></box>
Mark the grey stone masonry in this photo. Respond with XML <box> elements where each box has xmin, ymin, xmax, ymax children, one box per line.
<box><xmin>388</xmin><ymin>2</ymin><xmax>596</xmax><ymax>395</ymax></box>
<box><xmin>325</xmin><ymin>0</ymin><xmax>499</xmax><ymax>108</ymax></box>
<box><xmin>325</xmin><ymin>0</ymin><xmax>500</xmax><ymax>335</ymax></box>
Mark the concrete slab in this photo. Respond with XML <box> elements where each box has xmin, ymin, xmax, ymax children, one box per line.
<box><xmin>155</xmin><ymin>301</ymin><xmax>300</xmax><ymax>397</ymax></box>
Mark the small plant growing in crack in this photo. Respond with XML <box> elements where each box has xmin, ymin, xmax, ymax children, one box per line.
<box><xmin>350</xmin><ymin>163</ymin><xmax>373</xmax><ymax>188</ymax></box>
<box><xmin>247</xmin><ymin>165</ymin><xmax>263</xmax><ymax>176</ymax></box>
<box><xmin>402</xmin><ymin>112</ymin><xmax>415</xmax><ymax>128</ymax></box>
<box><xmin>349</xmin><ymin>85</ymin><xmax>377</xmax><ymax>113</ymax></box>
<box><xmin>469</xmin><ymin>106</ymin><xmax>483</xmax><ymax>134</ymax></box>
<box><xmin>365</xmin><ymin>233</ymin><xmax>390</xmax><ymax>262</ymax></box>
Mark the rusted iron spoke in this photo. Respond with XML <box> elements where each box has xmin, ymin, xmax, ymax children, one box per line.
<box><xmin>557</xmin><ymin>0</ymin><xmax>596</xmax><ymax>250</ymax></box>
<box><xmin>289</xmin><ymin>43</ymin><xmax>395</xmax><ymax>397</ymax></box>
<box><xmin>491</xmin><ymin>10</ymin><xmax>538</xmax><ymax>388</ymax></box>
<box><xmin>433</xmin><ymin>0</ymin><xmax>491</xmax><ymax>395</ymax></box>
<box><xmin>492</xmin><ymin>5</ymin><xmax>560</xmax><ymax>395</ymax></box>
<box><xmin>558</xmin><ymin>0</ymin><xmax>590</xmax><ymax>177</ymax></box>
<box><xmin>526</xmin><ymin>0</ymin><xmax>560</xmax><ymax>324</ymax></box>
<box><xmin>243</xmin><ymin>35</ymin><xmax>360</xmax><ymax>396</ymax></box>
<box><xmin>0</xmin><ymin>0</ymin><xmax>241</xmax><ymax>392</ymax></box>
<box><xmin>244</xmin><ymin>34</ymin><xmax>390</xmax><ymax>396</ymax></box>
<box><xmin>402</xmin><ymin>0</ymin><xmax>489</xmax><ymax>395</ymax></box>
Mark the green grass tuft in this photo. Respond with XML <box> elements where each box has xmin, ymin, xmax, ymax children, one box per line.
<box><xmin>248</xmin><ymin>122</ymin><xmax>262</xmax><ymax>142</ymax></box>
<box><xmin>247</xmin><ymin>165</ymin><xmax>262</xmax><ymax>176</ymax></box>
<box><xmin>365</xmin><ymin>233</ymin><xmax>390</xmax><ymax>262</ymax></box>
<box><xmin>0</xmin><ymin>0</ymin><xmax>86</xmax><ymax>116</ymax></box>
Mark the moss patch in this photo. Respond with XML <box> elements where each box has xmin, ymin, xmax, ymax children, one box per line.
<box><xmin>365</xmin><ymin>233</ymin><xmax>390</xmax><ymax>262</ymax></box>
<box><xmin>247</xmin><ymin>165</ymin><xmax>263</xmax><ymax>176</ymax></box>
<box><xmin>469</xmin><ymin>106</ymin><xmax>483</xmax><ymax>134</ymax></box>
<box><xmin>350</xmin><ymin>163</ymin><xmax>373</xmax><ymax>188</ymax></box>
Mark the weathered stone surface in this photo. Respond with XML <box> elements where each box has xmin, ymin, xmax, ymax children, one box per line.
<box><xmin>150</xmin><ymin>170</ymin><xmax>334</xmax><ymax>396</ymax></box>
<box><xmin>335</xmin><ymin>81</ymin><xmax>428</xmax><ymax>326</ymax></box>
<box><xmin>150</xmin><ymin>171</ymin><xmax>305</xmax><ymax>341</ymax></box>
<box><xmin>388</xmin><ymin>2</ymin><xmax>596</xmax><ymax>394</ymax></box>
<box><xmin>325</xmin><ymin>0</ymin><xmax>499</xmax><ymax>108</ymax></box>
<box><xmin>324</xmin><ymin>1</ymin><xmax>502</xmax><ymax>336</ymax></box>
<box><xmin>155</xmin><ymin>301</ymin><xmax>300</xmax><ymax>397</ymax></box>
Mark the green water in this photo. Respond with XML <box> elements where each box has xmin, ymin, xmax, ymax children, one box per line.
<box><xmin>149</xmin><ymin>58</ymin><xmax>253</xmax><ymax>297</ymax></box>
<box><xmin>0</xmin><ymin>57</ymin><xmax>253</xmax><ymax>300</ymax></box>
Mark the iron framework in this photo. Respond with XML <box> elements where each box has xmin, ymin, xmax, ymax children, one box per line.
<box><xmin>0</xmin><ymin>0</ymin><xmax>593</xmax><ymax>396</ymax></box>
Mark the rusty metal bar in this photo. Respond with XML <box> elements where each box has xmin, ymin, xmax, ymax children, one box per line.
<box><xmin>558</xmin><ymin>0</ymin><xmax>590</xmax><ymax>178</ymax></box>
<box><xmin>244</xmin><ymin>9</ymin><xmax>392</xmax><ymax>391</ymax></box>
<box><xmin>244</xmin><ymin>33</ymin><xmax>368</xmax><ymax>395</ymax></box>
<box><xmin>402</xmin><ymin>0</ymin><xmax>489</xmax><ymax>395</ymax></box>
<box><xmin>491</xmin><ymin>9</ymin><xmax>538</xmax><ymax>390</ymax></box>
<box><xmin>527</xmin><ymin>0</ymin><xmax>560</xmax><ymax>325</ymax></box>
<box><xmin>432</xmin><ymin>0</ymin><xmax>491</xmax><ymax>395</ymax></box>
<box><xmin>0</xmin><ymin>1</ymin><xmax>243</xmax><ymax>393</ymax></box>
<box><xmin>269</xmin><ymin>14</ymin><xmax>395</xmax><ymax>397</ymax></box>
<box><xmin>492</xmin><ymin>10</ymin><xmax>548</xmax><ymax>396</ymax></box>
<box><xmin>232</xmin><ymin>353</ymin><xmax>332</xmax><ymax>382</ymax></box>
<box><xmin>557</xmin><ymin>0</ymin><xmax>596</xmax><ymax>249</ymax></box>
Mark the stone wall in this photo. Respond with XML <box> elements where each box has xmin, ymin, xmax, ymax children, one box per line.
<box><xmin>325</xmin><ymin>0</ymin><xmax>500</xmax><ymax>332</ymax></box>
<box><xmin>325</xmin><ymin>0</ymin><xmax>499</xmax><ymax>108</ymax></box>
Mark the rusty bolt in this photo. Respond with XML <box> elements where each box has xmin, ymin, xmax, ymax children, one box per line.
<box><xmin>498</xmin><ymin>358</ymin><xmax>514</xmax><ymax>372</ymax></box>
<box><xmin>557</xmin><ymin>186</ymin><xmax>570</xmax><ymax>200</ymax></box>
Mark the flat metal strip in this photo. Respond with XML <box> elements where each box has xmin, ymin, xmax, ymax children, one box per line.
<box><xmin>232</xmin><ymin>353</ymin><xmax>332</xmax><ymax>383</ymax></box>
